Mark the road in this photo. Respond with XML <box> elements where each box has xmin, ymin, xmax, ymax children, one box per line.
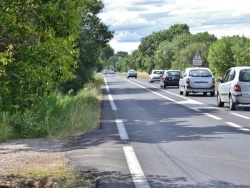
<box><xmin>66</xmin><ymin>73</ymin><xmax>250</xmax><ymax>188</ymax></box>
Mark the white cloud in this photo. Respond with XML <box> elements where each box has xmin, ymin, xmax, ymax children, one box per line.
<box><xmin>99</xmin><ymin>0</ymin><xmax>250</xmax><ymax>54</ymax></box>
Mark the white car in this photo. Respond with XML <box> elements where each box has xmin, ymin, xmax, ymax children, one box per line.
<box><xmin>149</xmin><ymin>70</ymin><xmax>164</xmax><ymax>83</ymax></box>
<box><xmin>179</xmin><ymin>67</ymin><xmax>215</xmax><ymax>96</ymax></box>
<box><xmin>217</xmin><ymin>66</ymin><xmax>250</xmax><ymax>110</ymax></box>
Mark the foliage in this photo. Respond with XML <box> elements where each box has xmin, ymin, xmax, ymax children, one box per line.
<box><xmin>60</xmin><ymin>0</ymin><xmax>113</xmax><ymax>94</ymax></box>
<box><xmin>172</xmin><ymin>42</ymin><xmax>208</xmax><ymax>71</ymax></box>
<box><xmin>0</xmin><ymin>0</ymin><xmax>84</xmax><ymax>112</ymax></box>
<box><xmin>208</xmin><ymin>36</ymin><xmax>235</xmax><ymax>77</ymax></box>
<box><xmin>138</xmin><ymin>24</ymin><xmax>190</xmax><ymax>57</ymax></box>
<box><xmin>0</xmin><ymin>0</ymin><xmax>113</xmax><ymax>112</ymax></box>
<box><xmin>0</xmin><ymin>74</ymin><xmax>103</xmax><ymax>142</ymax></box>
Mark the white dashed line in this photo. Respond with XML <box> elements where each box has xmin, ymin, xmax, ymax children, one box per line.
<box><xmin>103</xmin><ymin>77</ymin><xmax>110</xmax><ymax>92</ymax></box>
<box><xmin>108</xmin><ymin>94</ymin><xmax>117</xmax><ymax>110</ymax></box>
<box><xmin>116</xmin><ymin>119</ymin><xmax>129</xmax><ymax>140</ymax></box>
<box><xmin>203</xmin><ymin>113</ymin><xmax>222</xmax><ymax>120</ymax></box>
<box><xmin>226</xmin><ymin>122</ymin><xmax>250</xmax><ymax>132</ymax></box>
<box><xmin>231</xmin><ymin>113</ymin><xmax>250</xmax><ymax>119</ymax></box>
<box><xmin>124</xmin><ymin>146</ymin><xmax>150</xmax><ymax>188</ymax></box>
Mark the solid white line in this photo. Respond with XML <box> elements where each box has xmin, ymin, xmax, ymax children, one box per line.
<box><xmin>124</xmin><ymin>146</ymin><xmax>150</xmax><ymax>188</ymax></box>
<box><xmin>108</xmin><ymin>94</ymin><xmax>117</xmax><ymax>110</ymax></box>
<box><xmin>203</xmin><ymin>113</ymin><xmax>222</xmax><ymax>120</ymax></box>
<box><xmin>116</xmin><ymin>119</ymin><xmax>129</xmax><ymax>140</ymax></box>
<box><xmin>226</xmin><ymin>122</ymin><xmax>250</xmax><ymax>132</ymax></box>
<box><xmin>230</xmin><ymin>113</ymin><xmax>250</xmax><ymax>119</ymax></box>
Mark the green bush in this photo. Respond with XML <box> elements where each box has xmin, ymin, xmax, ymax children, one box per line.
<box><xmin>0</xmin><ymin>75</ymin><xmax>103</xmax><ymax>142</ymax></box>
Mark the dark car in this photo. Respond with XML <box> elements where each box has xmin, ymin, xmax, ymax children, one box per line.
<box><xmin>127</xmin><ymin>69</ymin><xmax>137</xmax><ymax>78</ymax></box>
<box><xmin>160</xmin><ymin>70</ymin><xmax>181</xmax><ymax>89</ymax></box>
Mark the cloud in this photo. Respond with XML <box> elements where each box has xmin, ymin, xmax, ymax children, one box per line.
<box><xmin>98</xmin><ymin>0</ymin><xmax>250</xmax><ymax>54</ymax></box>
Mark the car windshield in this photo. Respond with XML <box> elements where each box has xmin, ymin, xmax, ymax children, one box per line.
<box><xmin>239</xmin><ymin>69</ymin><xmax>250</xmax><ymax>82</ymax></box>
<box><xmin>189</xmin><ymin>69</ymin><xmax>212</xmax><ymax>77</ymax></box>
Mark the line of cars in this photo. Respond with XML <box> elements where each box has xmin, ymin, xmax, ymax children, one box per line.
<box><xmin>146</xmin><ymin>66</ymin><xmax>250</xmax><ymax>110</ymax></box>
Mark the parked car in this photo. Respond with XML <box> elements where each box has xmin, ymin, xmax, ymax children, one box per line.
<box><xmin>217</xmin><ymin>66</ymin><xmax>250</xmax><ymax>110</ymax></box>
<box><xmin>127</xmin><ymin>69</ymin><xmax>137</xmax><ymax>78</ymax></box>
<box><xmin>149</xmin><ymin>70</ymin><xmax>164</xmax><ymax>83</ymax></box>
<box><xmin>179</xmin><ymin>67</ymin><xmax>215</xmax><ymax>96</ymax></box>
<box><xmin>160</xmin><ymin>70</ymin><xmax>181</xmax><ymax>89</ymax></box>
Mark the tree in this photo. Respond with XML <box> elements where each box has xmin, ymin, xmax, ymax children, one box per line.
<box><xmin>0</xmin><ymin>0</ymin><xmax>84</xmax><ymax>112</ymax></box>
<box><xmin>230</xmin><ymin>35</ymin><xmax>250</xmax><ymax>67</ymax></box>
<box><xmin>60</xmin><ymin>0</ymin><xmax>114</xmax><ymax>94</ymax></box>
<box><xmin>172</xmin><ymin>42</ymin><xmax>208</xmax><ymax>71</ymax></box>
<box><xmin>208</xmin><ymin>36</ymin><xmax>235</xmax><ymax>77</ymax></box>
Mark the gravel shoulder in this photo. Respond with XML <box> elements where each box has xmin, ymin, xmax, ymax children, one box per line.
<box><xmin>0</xmin><ymin>138</ymin><xmax>69</xmax><ymax>186</ymax></box>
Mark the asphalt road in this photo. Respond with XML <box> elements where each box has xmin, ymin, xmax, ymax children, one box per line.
<box><xmin>66</xmin><ymin>73</ymin><xmax>250</xmax><ymax>188</ymax></box>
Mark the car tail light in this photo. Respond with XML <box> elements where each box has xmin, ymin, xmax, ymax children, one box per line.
<box><xmin>234</xmin><ymin>84</ymin><xmax>241</xmax><ymax>92</ymax></box>
<box><xmin>212</xmin><ymin>78</ymin><xmax>215</xmax><ymax>85</ymax></box>
<box><xmin>163</xmin><ymin>76</ymin><xmax>169</xmax><ymax>81</ymax></box>
<box><xmin>186</xmin><ymin>78</ymin><xmax>190</xmax><ymax>85</ymax></box>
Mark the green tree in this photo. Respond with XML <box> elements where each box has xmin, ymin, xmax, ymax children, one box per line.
<box><xmin>208</xmin><ymin>36</ymin><xmax>235</xmax><ymax>77</ymax></box>
<box><xmin>172</xmin><ymin>42</ymin><xmax>208</xmax><ymax>71</ymax></box>
<box><xmin>60</xmin><ymin>0</ymin><xmax>113</xmax><ymax>94</ymax></box>
<box><xmin>230</xmin><ymin>35</ymin><xmax>250</xmax><ymax>67</ymax></box>
<box><xmin>0</xmin><ymin>0</ymin><xmax>83</xmax><ymax>112</ymax></box>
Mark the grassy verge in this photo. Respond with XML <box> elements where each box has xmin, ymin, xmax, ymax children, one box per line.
<box><xmin>0</xmin><ymin>73</ymin><xmax>104</xmax><ymax>187</ymax></box>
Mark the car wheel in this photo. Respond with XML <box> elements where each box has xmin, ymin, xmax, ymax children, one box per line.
<box><xmin>217</xmin><ymin>92</ymin><xmax>224</xmax><ymax>107</ymax></box>
<box><xmin>229</xmin><ymin>95</ymin><xmax>237</xmax><ymax>110</ymax></box>
<box><xmin>210</xmin><ymin>91</ymin><xmax>215</xmax><ymax>97</ymax></box>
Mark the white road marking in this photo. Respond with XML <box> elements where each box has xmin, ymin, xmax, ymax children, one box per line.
<box><xmin>226</xmin><ymin>122</ymin><xmax>250</xmax><ymax>132</ymax></box>
<box><xmin>124</xmin><ymin>146</ymin><xmax>150</xmax><ymax>188</ymax></box>
<box><xmin>103</xmin><ymin>77</ymin><xmax>110</xmax><ymax>92</ymax></box>
<box><xmin>108</xmin><ymin>94</ymin><xmax>117</xmax><ymax>110</ymax></box>
<box><xmin>116</xmin><ymin>119</ymin><xmax>129</xmax><ymax>140</ymax></box>
<box><xmin>126</xmin><ymin>79</ymin><xmax>175</xmax><ymax>102</ymax></box>
<box><xmin>203</xmin><ymin>113</ymin><xmax>222</xmax><ymax>120</ymax></box>
<box><xmin>230</xmin><ymin>113</ymin><xmax>250</xmax><ymax>119</ymax></box>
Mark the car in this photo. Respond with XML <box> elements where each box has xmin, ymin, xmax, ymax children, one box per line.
<box><xmin>149</xmin><ymin>70</ymin><xmax>164</xmax><ymax>83</ymax></box>
<box><xmin>127</xmin><ymin>69</ymin><xmax>137</xmax><ymax>78</ymax></box>
<box><xmin>179</xmin><ymin>67</ymin><xmax>215</xmax><ymax>96</ymax></box>
<box><xmin>217</xmin><ymin>66</ymin><xmax>250</xmax><ymax>110</ymax></box>
<box><xmin>160</xmin><ymin>70</ymin><xmax>181</xmax><ymax>88</ymax></box>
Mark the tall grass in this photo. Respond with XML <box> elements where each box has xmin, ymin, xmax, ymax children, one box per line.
<box><xmin>0</xmin><ymin>74</ymin><xmax>103</xmax><ymax>142</ymax></box>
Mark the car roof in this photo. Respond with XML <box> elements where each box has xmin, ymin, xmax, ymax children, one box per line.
<box><xmin>165</xmin><ymin>70</ymin><xmax>181</xmax><ymax>72</ymax></box>
<box><xmin>185</xmin><ymin>67</ymin><xmax>211</xmax><ymax>71</ymax></box>
<box><xmin>229</xmin><ymin>66</ymin><xmax>250</xmax><ymax>70</ymax></box>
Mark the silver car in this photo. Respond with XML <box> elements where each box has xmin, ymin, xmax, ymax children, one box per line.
<box><xmin>179</xmin><ymin>67</ymin><xmax>215</xmax><ymax>96</ymax></box>
<box><xmin>127</xmin><ymin>69</ymin><xmax>137</xmax><ymax>78</ymax></box>
<box><xmin>217</xmin><ymin>66</ymin><xmax>250</xmax><ymax>110</ymax></box>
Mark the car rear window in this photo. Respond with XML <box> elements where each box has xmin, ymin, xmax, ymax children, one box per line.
<box><xmin>239</xmin><ymin>69</ymin><xmax>250</xmax><ymax>82</ymax></box>
<box><xmin>153</xmin><ymin>71</ymin><xmax>163</xmax><ymax>74</ymax></box>
<box><xmin>189</xmin><ymin>69</ymin><xmax>212</xmax><ymax>77</ymax></box>
<box><xmin>168</xmin><ymin>71</ymin><xmax>180</xmax><ymax>76</ymax></box>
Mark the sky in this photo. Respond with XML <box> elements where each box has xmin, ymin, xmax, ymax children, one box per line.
<box><xmin>97</xmin><ymin>0</ymin><xmax>250</xmax><ymax>54</ymax></box>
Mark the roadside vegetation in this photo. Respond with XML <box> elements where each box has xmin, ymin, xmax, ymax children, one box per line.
<box><xmin>0</xmin><ymin>74</ymin><xmax>103</xmax><ymax>187</ymax></box>
<box><xmin>0</xmin><ymin>74</ymin><xmax>103</xmax><ymax>143</ymax></box>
